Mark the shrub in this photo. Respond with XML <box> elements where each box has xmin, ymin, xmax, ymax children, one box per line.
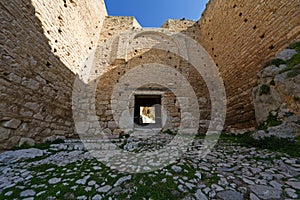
<box><xmin>259</xmin><ymin>84</ymin><xmax>270</xmax><ymax>96</ymax></box>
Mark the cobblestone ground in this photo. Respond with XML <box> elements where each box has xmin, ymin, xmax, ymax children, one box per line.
<box><xmin>0</xmin><ymin>135</ymin><xmax>299</xmax><ymax>200</ymax></box>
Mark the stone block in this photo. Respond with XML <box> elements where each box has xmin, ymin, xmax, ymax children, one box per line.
<box><xmin>0</xmin><ymin>127</ymin><xmax>10</xmax><ymax>141</ymax></box>
<box><xmin>7</xmin><ymin>136</ymin><xmax>21</xmax><ymax>148</ymax></box>
<box><xmin>108</xmin><ymin>121</ymin><xmax>118</xmax><ymax>129</ymax></box>
<box><xmin>52</xmin><ymin>130</ymin><xmax>66</xmax><ymax>135</ymax></box>
<box><xmin>24</xmin><ymin>102</ymin><xmax>40</xmax><ymax>112</ymax></box>
<box><xmin>19</xmin><ymin>138</ymin><xmax>35</xmax><ymax>147</ymax></box>
<box><xmin>23</xmin><ymin>78</ymin><xmax>40</xmax><ymax>90</ymax></box>
<box><xmin>19</xmin><ymin>123</ymin><xmax>29</xmax><ymax>132</ymax></box>
<box><xmin>103</xmin><ymin>128</ymin><xmax>112</xmax><ymax>135</ymax></box>
<box><xmin>276</xmin><ymin>49</ymin><xmax>297</xmax><ymax>61</ymax></box>
<box><xmin>113</xmin><ymin>129</ymin><xmax>124</xmax><ymax>136</ymax></box>
<box><xmin>1</xmin><ymin>119</ymin><xmax>22</xmax><ymax>129</ymax></box>
<box><xmin>33</xmin><ymin>113</ymin><xmax>44</xmax><ymax>120</ymax></box>
<box><xmin>20</xmin><ymin>109</ymin><xmax>33</xmax><ymax>117</ymax></box>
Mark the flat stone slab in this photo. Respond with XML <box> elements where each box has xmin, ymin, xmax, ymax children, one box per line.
<box><xmin>20</xmin><ymin>189</ymin><xmax>36</xmax><ymax>197</ymax></box>
<box><xmin>250</xmin><ymin>185</ymin><xmax>282</xmax><ymax>200</ymax></box>
<box><xmin>286</xmin><ymin>181</ymin><xmax>300</xmax><ymax>190</ymax></box>
<box><xmin>216</xmin><ymin>190</ymin><xmax>244</xmax><ymax>200</ymax></box>
<box><xmin>0</xmin><ymin>148</ymin><xmax>43</xmax><ymax>164</ymax></box>
<box><xmin>97</xmin><ymin>185</ymin><xmax>112</xmax><ymax>193</ymax></box>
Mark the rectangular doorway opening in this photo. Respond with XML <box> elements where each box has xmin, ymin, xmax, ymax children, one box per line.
<box><xmin>134</xmin><ymin>95</ymin><xmax>162</xmax><ymax>128</ymax></box>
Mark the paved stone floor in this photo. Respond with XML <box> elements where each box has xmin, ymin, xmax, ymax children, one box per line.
<box><xmin>0</xmin><ymin>135</ymin><xmax>299</xmax><ymax>200</ymax></box>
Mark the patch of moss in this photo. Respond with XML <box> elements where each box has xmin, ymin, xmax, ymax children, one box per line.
<box><xmin>259</xmin><ymin>84</ymin><xmax>270</xmax><ymax>96</ymax></box>
<box><xmin>280</xmin><ymin>52</ymin><xmax>300</xmax><ymax>74</ymax></box>
<box><xmin>295</xmin><ymin>189</ymin><xmax>300</xmax><ymax>198</ymax></box>
<box><xmin>287</xmin><ymin>71</ymin><xmax>299</xmax><ymax>78</ymax></box>
<box><xmin>264</xmin><ymin>58</ymin><xmax>286</xmax><ymax>67</ymax></box>
<box><xmin>194</xmin><ymin>134</ymin><xmax>206</xmax><ymax>140</ymax></box>
<box><xmin>29</xmin><ymin>163</ymin><xmax>57</xmax><ymax>173</ymax></box>
<box><xmin>163</xmin><ymin>129</ymin><xmax>176</xmax><ymax>135</ymax></box>
<box><xmin>11</xmin><ymin>138</ymin><xmax>65</xmax><ymax>151</ymax></box>
<box><xmin>0</xmin><ymin>187</ymin><xmax>23</xmax><ymax>199</ymax></box>
<box><xmin>258</xmin><ymin>112</ymin><xmax>282</xmax><ymax>130</ymax></box>
<box><xmin>287</xmin><ymin>53</ymin><xmax>300</xmax><ymax>67</ymax></box>
<box><xmin>288</xmin><ymin>41</ymin><xmax>300</xmax><ymax>52</ymax></box>
<box><xmin>12</xmin><ymin>141</ymin><xmax>33</xmax><ymax>150</ymax></box>
<box><xmin>119</xmin><ymin>132</ymin><xmax>130</xmax><ymax>139</ymax></box>
<box><xmin>221</xmin><ymin>132</ymin><xmax>300</xmax><ymax>157</ymax></box>
<box><xmin>129</xmin><ymin>168</ymin><xmax>185</xmax><ymax>199</ymax></box>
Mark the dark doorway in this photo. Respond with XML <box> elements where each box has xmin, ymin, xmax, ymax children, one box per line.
<box><xmin>134</xmin><ymin>95</ymin><xmax>162</xmax><ymax>128</ymax></box>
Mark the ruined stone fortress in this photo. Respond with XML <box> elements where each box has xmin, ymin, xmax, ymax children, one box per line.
<box><xmin>0</xmin><ymin>0</ymin><xmax>300</xmax><ymax>150</ymax></box>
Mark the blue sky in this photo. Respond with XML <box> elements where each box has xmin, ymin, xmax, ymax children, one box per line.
<box><xmin>104</xmin><ymin>0</ymin><xmax>209</xmax><ymax>27</ymax></box>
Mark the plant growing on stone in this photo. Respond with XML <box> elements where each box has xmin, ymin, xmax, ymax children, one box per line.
<box><xmin>259</xmin><ymin>84</ymin><xmax>271</xmax><ymax>96</ymax></box>
<box><xmin>258</xmin><ymin>111</ymin><xmax>282</xmax><ymax>130</ymax></box>
<box><xmin>279</xmin><ymin>50</ymin><xmax>300</xmax><ymax>74</ymax></box>
<box><xmin>264</xmin><ymin>58</ymin><xmax>286</xmax><ymax>68</ymax></box>
<box><xmin>286</xmin><ymin>65</ymin><xmax>300</xmax><ymax>78</ymax></box>
<box><xmin>287</xmin><ymin>53</ymin><xmax>300</xmax><ymax>68</ymax></box>
<box><xmin>288</xmin><ymin>41</ymin><xmax>300</xmax><ymax>52</ymax></box>
<box><xmin>163</xmin><ymin>129</ymin><xmax>176</xmax><ymax>135</ymax></box>
<box><xmin>270</xmin><ymin>79</ymin><xmax>275</xmax><ymax>86</ymax></box>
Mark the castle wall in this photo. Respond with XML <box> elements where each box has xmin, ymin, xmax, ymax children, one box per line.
<box><xmin>31</xmin><ymin>0</ymin><xmax>107</xmax><ymax>74</ymax></box>
<box><xmin>92</xmin><ymin>17</ymin><xmax>210</xmax><ymax>134</ymax></box>
<box><xmin>193</xmin><ymin>0</ymin><xmax>300</xmax><ymax>129</ymax></box>
<box><xmin>0</xmin><ymin>0</ymin><xmax>107</xmax><ymax>150</ymax></box>
<box><xmin>1</xmin><ymin>0</ymin><xmax>299</xmax><ymax>150</ymax></box>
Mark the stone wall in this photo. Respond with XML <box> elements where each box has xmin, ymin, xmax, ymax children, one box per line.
<box><xmin>88</xmin><ymin>16</ymin><xmax>142</xmax><ymax>82</ymax></box>
<box><xmin>1</xmin><ymin>0</ymin><xmax>299</xmax><ymax>150</ymax></box>
<box><xmin>192</xmin><ymin>0</ymin><xmax>300</xmax><ymax>129</ymax></box>
<box><xmin>94</xmin><ymin>51</ymin><xmax>204</xmax><ymax>134</ymax></box>
<box><xmin>0</xmin><ymin>0</ymin><xmax>106</xmax><ymax>150</ymax></box>
<box><xmin>31</xmin><ymin>0</ymin><xmax>107</xmax><ymax>74</ymax></box>
<box><xmin>90</xmin><ymin>17</ymin><xmax>211</xmax><ymax>134</ymax></box>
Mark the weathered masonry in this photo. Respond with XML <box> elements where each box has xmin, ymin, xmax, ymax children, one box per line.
<box><xmin>0</xmin><ymin>0</ymin><xmax>299</xmax><ymax>149</ymax></box>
